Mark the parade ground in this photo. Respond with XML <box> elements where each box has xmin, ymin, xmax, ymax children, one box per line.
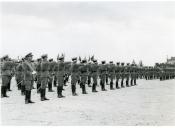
<box><xmin>1</xmin><ymin>78</ymin><xmax>175</xmax><ymax>126</ymax></box>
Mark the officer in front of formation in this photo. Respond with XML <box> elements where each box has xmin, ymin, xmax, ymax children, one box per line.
<box><xmin>70</xmin><ymin>57</ymin><xmax>79</xmax><ymax>96</ymax></box>
<box><xmin>40</xmin><ymin>54</ymin><xmax>50</xmax><ymax>101</ymax></box>
<box><xmin>22</xmin><ymin>53</ymin><xmax>36</xmax><ymax>104</ymax></box>
<box><xmin>108</xmin><ymin>61</ymin><xmax>115</xmax><ymax>90</ymax></box>
<box><xmin>90</xmin><ymin>59</ymin><xmax>99</xmax><ymax>92</ymax></box>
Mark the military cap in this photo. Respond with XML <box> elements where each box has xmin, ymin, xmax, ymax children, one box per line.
<box><xmin>59</xmin><ymin>56</ymin><xmax>64</xmax><ymax>60</ymax></box>
<box><xmin>37</xmin><ymin>58</ymin><xmax>41</xmax><ymax>61</ymax></box>
<box><xmin>109</xmin><ymin>61</ymin><xmax>113</xmax><ymax>64</ymax></box>
<box><xmin>101</xmin><ymin>61</ymin><xmax>106</xmax><ymax>64</ymax></box>
<box><xmin>25</xmin><ymin>53</ymin><xmax>33</xmax><ymax>58</ymax></box>
<box><xmin>82</xmin><ymin>59</ymin><xmax>87</xmax><ymax>63</ymax></box>
<box><xmin>41</xmin><ymin>54</ymin><xmax>48</xmax><ymax>59</ymax></box>
<box><xmin>49</xmin><ymin>58</ymin><xmax>53</xmax><ymax>62</ymax></box>
<box><xmin>121</xmin><ymin>63</ymin><xmax>125</xmax><ymax>66</ymax></box>
<box><xmin>72</xmin><ymin>57</ymin><xmax>77</xmax><ymax>61</ymax></box>
<box><xmin>93</xmin><ymin>60</ymin><xmax>97</xmax><ymax>63</ymax></box>
<box><xmin>2</xmin><ymin>55</ymin><xmax>9</xmax><ymax>60</ymax></box>
<box><xmin>127</xmin><ymin>63</ymin><xmax>130</xmax><ymax>65</ymax></box>
<box><xmin>116</xmin><ymin>62</ymin><xmax>120</xmax><ymax>65</ymax></box>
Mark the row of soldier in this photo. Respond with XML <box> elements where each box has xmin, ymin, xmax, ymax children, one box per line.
<box><xmin>1</xmin><ymin>53</ymin><xmax>175</xmax><ymax>104</ymax></box>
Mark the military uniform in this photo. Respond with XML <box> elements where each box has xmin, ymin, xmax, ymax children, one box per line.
<box><xmin>15</xmin><ymin>61</ymin><xmax>23</xmax><ymax>90</ymax></box>
<box><xmin>1</xmin><ymin>55</ymin><xmax>11</xmax><ymax>98</ymax></box>
<box><xmin>48</xmin><ymin>59</ymin><xmax>55</xmax><ymax>92</ymax></box>
<box><xmin>54</xmin><ymin>56</ymin><xmax>65</xmax><ymax>98</ymax></box>
<box><xmin>71</xmin><ymin>57</ymin><xmax>79</xmax><ymax>96</ymax></box>
<box><xmin>115</xmin><ymin>62</ymin><xmax>120</xmax><ymax>89</ymax></box>
<box><xmin>108</xmin><ymin>61</ymin><xmax>115</xmax><ymax>90</ymax></box>
<box><xmin>40</xmin><ymin>54</ymin><xmax>50</xmax><ymax>101</ymax></box>
<box><xmin>125</xmin><ymin>63</ymin><xmax>130</xmax><ymax>87</ymax></box>
<box><xmin>22</xmin><ymin>53</ymin><xmax>35</xmax><ymax>104</ymax></box>
<box><xmin>120</xmin><ymin>63</ymin><xmax>125</xmax><ymax>88</ymax></box>
<box><xmin>79</xmin><ymin>59</ymin><xmax>88</xmax><ymax>94</ymax></box>
<box><xmin>99</xmin><ymin>61</ymin><xmax>107</xmax><ymax>91</ymax></box>
<box><xmin>36</xmin><ymin>58</ymin><xmax>42</xmax><ymax>93</ymax></box>
<box><xmin>90</xmin><ymin>60</ymin><xmax>99</xmax><ymax>92</ymax></box>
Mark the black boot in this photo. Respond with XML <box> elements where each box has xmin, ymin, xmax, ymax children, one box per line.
<box><xmin>130</xmin><ymin>80</ymin><xmax>133</xmax><ymax>86</ymax></box>
<box><xmin>40</xmin><ymin>89</ymin><xmax>45</xmax><ymax>101</ymax></box>
<box><xmin>59</xmin><ymin>86</ymin><xmax>65</xmax><ymax>98</ymax></box>
<box><xmin>1</xmin><ymin>86</ymin><xmax>8</xmax><ymax>98</ymax></box>
<box><xmin>110</xmin><ymin>82</ymin><xmax>115</xmax><ymax>90</ymax></box>
<box><xmin>126</xmin><ymin>80</ymin><xmax>129</xmax><ymax>87</ymax></box>
<box><xmin>21</xmin><ymin>86</ymin><xmax>25</xmax><ymax>95</ymax></box>
<box><xmin>7</xmin><ymin>82</ymin><xmax>12</xmax><ymax>91</ymax></box>
<box><xmin>82</xmin><ymin>84</ymin><xmax>88</xmax><ymax>94</ymax></box>
<box><xmin>25</xmin><ymin>90</ymin><xmax>29</xmax><ymax>104</ymax></box>
<box><xmin>48</xmin><ymin>82</ymin><xmax>54</xmax><ymax>92</ymax></box>
<box><xmin>116</xmin><ymin>80</ymin><xmax>120</xmax><ymax>89</ymax></box>
<box><xmin>3</xmin><ymin>86</ymin><xmax>9</xmax><ymax>98</ymax></box>
<box><xmin>121</xmin><ymin>80</ymin><xmax>125</xmax><ymax>88</ymax></box>
<box><xmin>37</xmin><ymin>83</ymin><xmax>41</xmax><ymax>93</ymax></box>
<box><xmin>43</xmin><ymin>89</ymin><xmax>49</xmax><ymax>100</ymax></box>
<box><xmin>134</xmin><ymin>79</ymin><xmax>137</xmax><ymax>85</ymax></box>
<box><xmin>72</xmin><ymin>84</ymin><xmax>78</xmax><ymax>96</ymax></box>
<box><xmin>92</xmin><ymin>83</ymin><xmax>98</xmax><ymax>92</ymax></box>
<box><xmin>28</xmin><ymin>91</ymin><xmax>35</xmax><ymax>103</ymax></box>
<box><xmin>54</xmin><ymin>80</ymin><xmax>57</xmax><ymax>87</ymax></box>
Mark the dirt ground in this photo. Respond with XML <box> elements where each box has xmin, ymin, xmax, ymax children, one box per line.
<box><xmin>1</xmin><ymin>78</ymin><xmax>175</xmax><ymax>126</ymax></box>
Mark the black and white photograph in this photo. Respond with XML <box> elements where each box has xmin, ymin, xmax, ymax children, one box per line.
<box><xmin>0</xmin><ymin>0</ymin><xmax>175</xmax><ymax>126</ymax></box>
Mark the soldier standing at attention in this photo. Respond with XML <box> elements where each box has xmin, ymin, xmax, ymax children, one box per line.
<box><xmin>90</xmin><ymin>59</ymin><xmax>99</xmax><ymax>92</ymax></box>
<box><xmin>125</xmin><ymin>63</ymin><xmax>130</xmax><ymax>87</ymax></box>
<box><xmin>22</xmin><ymin>53</ymin><xmax>36</xmax><ymax>104</ymax></box>
<box><xmin>40</xmin><ymin>54</ymin><xmax>50</xmax><ymax>101</ymax></box>
<box><xmin>15</xmin><ymin>60</ymin><xmax>23</xmax><ymax>90</ymax></box>
<box><xmin>70</xmin><ymin>57</ymin><xmax>79</xmax><ymax>96</ymax></box>
<box><xmin>48</xmin><ymin>58</ymin><xmax>55</xmax><ymax>92</ymax></box>
<box><xmin>1</xmin><ymin>55</ymin><xmax>11</xmax><ymax>98</ymax></box>
<box><xmin>120</xmin><ymin>63</ymin><xmax>125</xmax><ymax>88</ymax></box>
<box><xmin>79</xmin><ymin>59</ymin><xmax>88</xmax><ymax>94</ymax></box>
<box><xmin>108</xmin><ymin>61</ymin><xmax>115</xmax><ymax>90</ymax></box>
<box><xmin>115</xmin><ymin>62</ymin><xmax>120</xmax><ymax>89</ymax></box>
<box><xmin>99</xmin><ymin>61</ymin><xmax>107</xmax><ymax>91</ymax></box>
<box><xmin>54</xmin><ymin>55</ymin><xmax>66</xmax><ymax>98</ymax></box>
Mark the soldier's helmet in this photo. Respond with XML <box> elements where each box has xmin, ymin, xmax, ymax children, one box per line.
<box><xmin>121</xmin><ymin>62</ymin><xmax>125</xmax><ymax>66</ymax></box>
<box><xmin>58</xmin><ymin>56</ymin><xmax>64</xmax><ymax>60</ymax></box>
<box><xmin>49</xmin><ymin>58</ymin><xmax>53</xmax><ymax>62</ymax></box>
<box><xmin>72</xmin><ymin>57</ymin><xmax>77</xmax><ymax>61</ymax></box>
<box><xmin>127</xmin><ymin>63</ymin><xmax>130</xmax><ymax>66</ymax></box>
<box><xmin>101</xmin><ymin>61</ymin><xmax>106</xmax><ymax>64</ymax></box>
<box><xmin>41</xmin><ymin>54</ymin><xmax>48</xmax><ymax>59</ymax></box>
<box><xmin>109</xmin><ymin>61</ymin><xmax>113</xmax><ymax>64</ymax></box>
<box><xmin>116</xmin><ymin>62</ymin><xmax>120</xmax><ymax>65</ymax></box>
<box><xmin>25</xmin><ymin>53</ymin><xmax>33</xmax><ymax>58</ymax></box>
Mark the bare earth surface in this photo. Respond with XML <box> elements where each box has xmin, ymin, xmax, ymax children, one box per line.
<box><xmin>1</xmin><ymin>78</ymin><xmax>175</xmax><ymax>125</ymax></box>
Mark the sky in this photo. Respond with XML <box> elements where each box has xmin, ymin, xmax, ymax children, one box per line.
<box><xmin>0</xmin><ymin>1</ymin><xmax>175</xmax><ymax>66</ymax></box>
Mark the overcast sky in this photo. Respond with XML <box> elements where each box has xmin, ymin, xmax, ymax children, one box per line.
<box><xmin>1</xmin><ymin>1</ymin><xmax>175</xmax><ymax>65</ymax></box>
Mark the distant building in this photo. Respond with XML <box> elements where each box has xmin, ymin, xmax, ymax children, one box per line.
<box><xmin>167</xmin><ymin>57</ymin><xmax>175</xmax><ymax>64</ymax></box>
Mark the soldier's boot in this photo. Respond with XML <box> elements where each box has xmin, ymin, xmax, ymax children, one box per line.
<box><xmin>130</xmin><ymin>80</ymin><xmax>133</xmax><ymax>86</ymax></box>
<box><xmin>126</xmin><ymin>80</ymin><xmax>129</xmax><ymax>87</ymax></box>
<box><xmin>43</xmin><ymin>89</ymin><xmax>49</xmax><ymax>100</ymax></box>
<box><xmin>72</xmin><ymin>84</ymin><xmax>78</xmax><ymax>96</ymax></box>
<box><xmin>53</xmin><ymin>80</ymin><xmax>57</xmax><ymax>87</ymax></box>
<box><xmin>3</xmin><ymin>86</ymin><xmax>9</xmax><ymax>97</ymax></box>
<box><xmin>121</xmin><ymin>80</ymin><xmax>125</xmax><ymax>88</ymax></box>
<box><xmin>57</xmin><ymin>86</ymin><xmax>65</xmax><ymax>98</ymax></box>
<box><xmin>88</xmin><ymin>78</ymin><xmax>92</xmax><ymax>87</ymax></box>
<box><xmin>116</xmin><ymin>81</ymin><xmax>120</xmax><ymax>89</ymax></box>
<box><xmin>92</xmin><ymin>83</ymin><xmax>98</xmax><ymax>92</ymax></box>
<box><xmin>21</xmin><ymin>86</ymin><xmax>25</xmax><ymax>95</ymax></box>
<box><xmin>1</xmin><ymin>86</ymin><xmax>8</xmax><ymax>98</ymax></box>
<box><xmin>82</xmin><ymin>84</ymin><xmax>88</xmax><ymax>94</ymax></box>
<box><xmin>7</xmin><ymin>82</ymin><xmax>12</xmax><ymax>91</ymax></box>
<box><xmin>25</xmin><ymin>90</ymin><xmax>29</xmax><ymax>104</ymax></box>
<box><xmin>28</xmin><ymin>91</ymin><xmax>35</xmax><ymax>103</ymax></box>
<box><xmin>106</xmin><ymin>78</ymin><xmax>109</xmax><ymax>85</ymax></box>
<box><xmin>134</xmin><ymin>80</ymin><xmax>137</xmax><ymax>85</ymax></box>
<box><xmin>37</xmin><ymin>84</ymin><xmax>41</xmax><ymax>93</ymax></box>
<box><xmin>110</xmin><ymin>82</ymin><xmax>115</xmax><ymax>90</ymax></box>
<box><xmin>48</xmin><ymin>82</ymin><xmax>54</xmax><ymax>92</ymax></box>
<box><xmin>40</xmin><ymin>89</ymin><xmax>45</xmax><ymax>101</ymax></box>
